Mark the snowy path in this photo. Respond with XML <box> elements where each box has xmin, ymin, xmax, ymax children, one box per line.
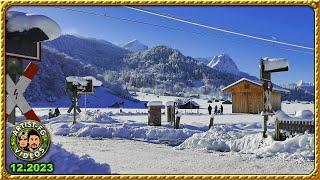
<box><xmin>52</xmin><ymin>136</ymin><xmax>314</xmax><ymax>174</ymax></box>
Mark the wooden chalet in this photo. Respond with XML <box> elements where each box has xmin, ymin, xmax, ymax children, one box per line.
<box><xmin>222</xmin><ymin>78</ymin><xmax>289</xmax><ymax>114</ymax></box>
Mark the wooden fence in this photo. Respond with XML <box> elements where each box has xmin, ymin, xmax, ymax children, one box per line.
<box><xmin>274</xmin><ymin>118</ymin><xmax>314</xmax><ymax>140</ymax></box>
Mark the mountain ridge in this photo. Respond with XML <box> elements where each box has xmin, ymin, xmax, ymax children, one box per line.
<box><xmin>26</xmin><ymin>34</ymin><xmax>313</xmax><ymax>103</ymax></box>
<box><xmin>121</xmin><ymin>39</ymin><xmax>148</xmax><ymax>53</ymax></box>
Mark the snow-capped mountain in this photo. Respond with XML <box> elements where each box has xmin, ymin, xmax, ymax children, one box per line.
<box><xmin>28</xmin><ymin>35</ymin><xmax>257</xmax><ymax>104</ymax></box>
<box><xmin>25</xmin><ymin>35</ymin><xmax>134</xmax><ymax>105</ymax></box>
<box><xmin>281</xmin><ymin>80</ymin><xmax>314</xmax><ymax>94</ymax></box>
<box><xmin>122</xmin><ymin>39</ymin><xmax>148</xmax><ymax>53</ymax></box>
<box><xmin>120</xmin><ymin>46</ymin><xmax>245</xmax><ymax>93</ymax></box>
<box><xmin>207</xmin><ymin>54</ymin><xmax>240</xmax><ymax>75</ymax></box>
<box><xmin>296</xmin><ymin>80</ymin><xmax>314</xmax><ymax>87</ymax></box>
<box><xmin>194</xmin><ymin>57</ymin><xmax>212</xmax><ymax>65</ymax></box>
<box><xmin>44</xmin><ymin>34</ymin><xmax>130</xmax><ymax>70</ymax></box>
<box><xmin>279</xmin><ymin>80</ymin><xmax>314</xmax><ymax>100</ymax></box>
<box><xmin>282</xmin><ymin>80</ymin><xmax>314</xmax><ymax>92</ymax></box>
<box><xmin>27</xmin><ymin>34</ymin><xmax>313</xmax><ymax>104</ymax></box>
<box><xmin>25</xmin><ymin>45</ymin><xmax>98</xmax><ymax>103</ymax></box>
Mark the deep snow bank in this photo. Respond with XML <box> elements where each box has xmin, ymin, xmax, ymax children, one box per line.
<box><xmin>275</xmin><ymin>110</ymin><xmax>314</xmax><ymax>121</ymax></box>
<box><xmin>230</xmin><ymin>133</ymin><xmax>314</xmax><ymax>161</ymax></box>
<box><xmin>6</xmin><ymin>123</ymin><xmax>111</xmax><ymax>174</ymax></box>
<box><xmin>176</xmin><ymin>125</ymin><xmax>241</xmax><ymax>152</ymax></box>
<box><xmin>45</xmin><ymin>111</ymin><xmax>201</xmax><ymax>144</ymax></box>
<box><xmin>177</xmin><ymin>126</ymin><xmax>314</xmax><ymax>161</ymax></box>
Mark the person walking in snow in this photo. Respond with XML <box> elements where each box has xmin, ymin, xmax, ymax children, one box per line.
<box><xmin>214</xmin><ymin>105</ymin><xmax>218</xmax><ymax>115</ymax></box>
<box><xmin>220</xmin><ymin>105</ymin><xmax>224</xmax><ymax>115</ymax></box>
<box><xmin>48</xmin><ymin>109</ymin><xmax>54</xmax><ymax>119</ymax></box>
<box><xmin>208</xmin><ymin>105</ymin><xmax>212</xmax><ymax>115</ymax></box>
<box><xmin>54</xmin><ymin>107</ymin><xmax>60</xmax><ymax>117</ymax></box>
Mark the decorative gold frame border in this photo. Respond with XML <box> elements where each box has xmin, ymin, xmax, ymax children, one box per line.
<box><xmin>0</xmin><ymin>0</ymin><xmax>318</xmax><ymax>179</ymax></box>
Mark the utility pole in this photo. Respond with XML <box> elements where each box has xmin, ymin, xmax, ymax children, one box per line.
<box><xmin>260</xmin><ymin>59</ymin><xmax>271</xmax><ymax>138</ymax></box>
<box><xmin>260</xmin><ymin>58</ymin><xmax>288</xmax><ymax>138</ymax></box>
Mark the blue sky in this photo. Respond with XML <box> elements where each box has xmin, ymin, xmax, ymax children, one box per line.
<box><xmin>10</xmin><ymin>6</ymin><xmax>314</xmax><ymax>84</ymax></box>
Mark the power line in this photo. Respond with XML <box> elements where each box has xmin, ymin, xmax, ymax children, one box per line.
<box><xmin>55</xmin><ymin>7</ymin><xmax>206</xmax><ymax>36</ymax></box>
<box><xmin>55</xmin><ymin>7</ymin><xmax>313</xmax><ymax>55</ymax></box>
<box><xmin>125</xmin><ymin>6</ymin><xmax>314</xmax><ymax>51</ymax></box>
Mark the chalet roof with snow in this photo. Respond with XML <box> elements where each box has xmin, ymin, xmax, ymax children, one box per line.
<box><xmin>178</xmin><ymin>100</ymin><xmax>200</xmax><ymax>109</ymax></box>
<box><xmin>222</xmin><ymin>78</ymin><xmax>290</xmax><ymax>93</ymax></box>
<box><xmin>147</xmin><ymin>101</ymin><xmax>163</xmax><ymax>107</ymax></box>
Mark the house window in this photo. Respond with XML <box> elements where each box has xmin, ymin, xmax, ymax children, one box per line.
<box><xmin>244</xmin><ymin>84</ymin><xmax>250</xmax><ymax>89</ymax></box>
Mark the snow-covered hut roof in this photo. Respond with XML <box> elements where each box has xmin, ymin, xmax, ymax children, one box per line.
<box><xmin>178</xmin><ymin>99</ymin><xmax>200</xmax><ymax>108</ymax></box>
<box><xmin>189</xmin><ymin>100</ymin><xmax>200</xmax><ymax>107</ymax></box>
<box><xmin>66</xmin><ymin>76</ymin><xmax>103</xmax><ymax>87</ymax></box>
<box><xmin>66</xmin><ymin>76</ymin><xmax>88</xmax><ymax>86</ymax></box>
<box><xmin>147</xmin><ymin>101</ymin><xmax>163</xmax><ymax>107</ymax></box>
<box><xmin>83</xmin><ymin>76</ymin><xmax>103</xmax><ymax>87</ymax></box>
<box><xmin>221</xmin><ymin>78</ymin><xmax>290</xmax><ymax>93</ymax></box>
<box><xmin>6</xmin><ymin>11</ymin><xmax>61</xmax><ymax>40</ymax></box>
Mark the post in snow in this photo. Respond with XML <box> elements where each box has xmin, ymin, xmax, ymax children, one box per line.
<box><xmin>260</xmin><ymin>57</ymin><xmax>289</xmax><ymax>138</ymax></box>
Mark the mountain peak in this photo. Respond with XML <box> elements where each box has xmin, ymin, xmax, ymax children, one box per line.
<box><xmin>296</xmin><ymin>80</ymin><xmax>314</xmax><ymax>87</ymax></box>
<box><xmin>207</xmin><ymin>54</ymin><xmax>240</xmax><ymax>75</ymax></box>
<box><xmin>122</xmin><ymin>39</ymin><xmax>148</xmax><ymax>53</ymax></box>
<box><xmin>218</xmin><ymin>53</ymin><xmax>230</xmax><ymax>58</ymax></box>
<box><xmin>127</xmin><ymin>39</ymin><xmax>139</xmax><ymax>43</ymax></box>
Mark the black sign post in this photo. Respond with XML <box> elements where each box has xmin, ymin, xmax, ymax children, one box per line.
<box><xmin>66</xmin><ymin>77</ymin><xmax>101</xmax><ymax>124</ymax></box>
<box><xmin>67</xmin><ymin>84</ymin><xmax>82</xmax><ymax>125</ymax></box>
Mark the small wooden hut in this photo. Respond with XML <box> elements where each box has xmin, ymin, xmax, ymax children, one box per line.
<box><xmin>222</xmin><ymin>78</ymin><xmax>289</xmax><ymax>114</ymax></box>
<box><xmin>147</xmin><ymin>101</ymin><xmax>163</xmax><ymax>126</ymax></box>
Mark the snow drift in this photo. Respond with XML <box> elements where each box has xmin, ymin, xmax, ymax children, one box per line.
<box><xmin>275</xmin><ymin>110</ymin><xmax>314</xmax><ymax>121</ymax></box>
<box><xmin>230</xmin><ymin>133</ymin><xmax>314</xmax><ymax>161</ymax></box>
<box><xmin>177</xmin><ymin>125</ymin><xmax>314</xmax><ymax>161</ymax></box>
<box><xmin>45</xmin><ymin>111</ymin><xmax>202</xmax><ymax>145</ymax></box>
<box><xmin>44</xmin><ymin>109</ymin><xmax>314</xmax><ymax>162</ymax></box>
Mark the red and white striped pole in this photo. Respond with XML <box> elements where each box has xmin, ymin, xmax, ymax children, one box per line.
<box><xmin>6</xmin><ymin>62</ymin><xmax>40</xmax><ymax>121</ymax></box>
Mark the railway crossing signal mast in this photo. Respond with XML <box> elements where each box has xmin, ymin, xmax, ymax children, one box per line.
<box><xmin>5</xmin><ymin>11</ymin><xmax>61</xmax><ymax>124</ymax></box>
<box><xmin>260</xmin><ymin>57</ymin><xmax>289</xmax><ymax>138</ymax></box>
<box><xmin>66</xmin><ymin>76</ymin><xmax>102</xmax><ymax>124</ymax></box>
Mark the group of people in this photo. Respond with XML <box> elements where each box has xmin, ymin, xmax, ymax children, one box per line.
<box><xmin>18</xmin><ymin>130</ymin><xmax>41</xmax><ymax>152</ymax></box>
<box><xmin>208</xmin><ymin>104</ymin><xmax>223</xmax><ymax>115</ymax></box>
<box><xmin>48</xmin><ymin>107</ymin><xmax>61</xmax><ymax>119</ymax></box>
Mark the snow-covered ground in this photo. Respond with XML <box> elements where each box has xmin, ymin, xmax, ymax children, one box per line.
<box><xmin>10</xmin><ymin>93</ymin><xmax>315</xmax><ymax>174</ymax></box>
<box><xmin>42</xmin><ymin>111</ymin><xmax>314</xmax><ymax>174</ymax></box>
<box><xmin>53</xmin><ymin>136</ymin><xmax>313</xmax><ymax>174</ymax></box>
<box><xmin>29</xmin><ymin>87</ymin><xmax>146</xmax><ymax>108</ymax></box>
